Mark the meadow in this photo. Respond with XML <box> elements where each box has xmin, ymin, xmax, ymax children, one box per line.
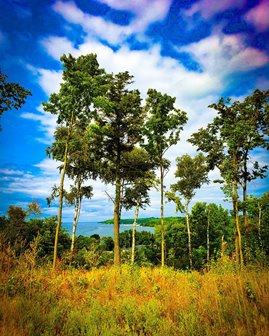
<box><xmin>1</xmin><ymin>249</ymin><xmax>269</xmax><ymax>336</ymax></box>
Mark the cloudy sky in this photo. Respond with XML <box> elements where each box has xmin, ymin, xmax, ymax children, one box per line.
<box><xmin>0</xmin><ymin>0</ymin><xmax>269</xmax><ymax>222</ymax></box>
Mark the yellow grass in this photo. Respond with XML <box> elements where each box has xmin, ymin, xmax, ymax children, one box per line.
<box><xmin>0</xmin><ymin>261</ymin><xmax>269</xmax><ymax>335</ymax></box>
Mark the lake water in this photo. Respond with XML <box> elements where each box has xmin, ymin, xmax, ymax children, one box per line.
<box><xmin>63</xmin><ymin>222</ymin><xmax>155</xmax><ymax>237</ymax></box>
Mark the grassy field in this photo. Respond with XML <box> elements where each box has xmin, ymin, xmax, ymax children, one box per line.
<box><xmin>0</xmin><ymin>256</ymin><xmax>269</xmax><ymax>336</ymax></box>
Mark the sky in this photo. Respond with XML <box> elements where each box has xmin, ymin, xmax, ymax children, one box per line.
<box><xmin>0</xmin><ymin>0</ymin><xmax>269</xmax><ymax>222</ymax></box>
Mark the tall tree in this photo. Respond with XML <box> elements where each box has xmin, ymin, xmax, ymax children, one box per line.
<box><xmin>0</xmin><ymin>70</ymin><xmax>31</xmax><ymax>127</ymax></box>
<box><xmin>121</xmin><ymin>149</ymin><xmax>156</xmax><ymax>265</ymax></box>
<box><xmin>143</xmin><ymin>89</ymin><xmax>187</xmax><ymax>267</ymax></box>
<box><xmin>43</xmin><ymin>53</ymin><xmax>107</xmax><ymax>269</ymax></box>
<box><xmin>88</xmin><ymin>72</ymin><xmax>144</xmax><ymax>266</ymax></box>
<box><xmin>235</xmin><ymin>90</ymin><xmax>269</xmax><ymax>253</ymax></box>
<box><xmin>169</xmin><ymin>153</ymin><xmax>209</xmax><ymax>269</ymax></box>
<box><xmin>189</xmin><ymin>90</ymin><xmax>269</xmax><ymax>266</ymax></box>
<box><xmin>52</xmin><ymin>125</ymin><xmax>97</xmax><ymax>254</ymax></box>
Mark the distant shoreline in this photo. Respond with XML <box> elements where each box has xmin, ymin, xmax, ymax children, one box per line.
<box><xmin>101</xmin><ymin>217</ymin><xmax>181</xmax><ymax>227</ymax></box>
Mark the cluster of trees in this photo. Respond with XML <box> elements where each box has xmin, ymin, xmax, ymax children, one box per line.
<box><xmin>0</xmin><ymin>56</ymin><xmax>268</xmax><ymax>270</ymax></box>
<box><xmin>189</xmin><ymin>91</ymin><xmax>269</xmax><ymax>266</ymax></box>
<box><xmin>0</xmin><ymin>203</ymin><xmax>155</xmax><ymax>268</ymax></box>
<box><xmin>42</xmin><ymin>54</ymin><xmax>188</xmax><ymax>268</ymax></box>
<box><xmin>43</xmin><ymin>53</ymin><xmax>268</xmax><ymax>269</ymax></box>
<box><xmin>1</xmin><ymin>194</ymin><xmax>268</xmax><ymax>270</ymax></box>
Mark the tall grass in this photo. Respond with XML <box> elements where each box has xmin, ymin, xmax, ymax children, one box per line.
<box><xmin>0</xmin><ymin>254</ymin><xmax>269</xmax><ymax>335</ymax></box>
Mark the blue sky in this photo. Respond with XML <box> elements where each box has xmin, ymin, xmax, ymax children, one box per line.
<box><xmin>0</xmin><ymin>0</ymin><xmax>269</xmax><ymax>222</ymax></box>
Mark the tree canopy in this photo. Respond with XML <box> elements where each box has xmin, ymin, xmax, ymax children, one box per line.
<box><xmin>0</xmin><ymin>70</ymin><xmax>31</xmax><ymax>127</ymax></box>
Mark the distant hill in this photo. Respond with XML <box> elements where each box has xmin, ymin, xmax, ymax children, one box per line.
<box><xmin>101</xmin><ymin>217</ymin><xmax>183</xmax><ymax>227</ymax></box>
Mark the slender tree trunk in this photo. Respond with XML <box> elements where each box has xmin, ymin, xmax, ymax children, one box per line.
<box><xmin>243</xmin><ymin>182</ymin><xmax>250</xmax><ymax>261</ymax></box>
<box><xmin>185</xmin><ymin>198</ymin><xmax>192</xmax><ymax>269</ymax></box>
<box><xmin>114</xmin><ymin>171</ymin><xmax>121</xmax><ymax>266</ymax></box>
<box><xmin>70</xmin><ymin>197</ymin><xmax>81</xmax><ymax>254</ymax></box>
<box><xmin>243</xmin><ymin>153</ymin><xmax>250</xmax><ymax>260</ymax></box>
<box><xmin>233</xmin><ymin>179</ymin><xmax>243</xmax><ymax>266</ymax></box>
<box><xmin>131</xmin><ymin>202</ymin><xmax>139</xmax><ymax>265</ymax></box>
<box><xmin>207</xmin><ymin>206</ymin><xmax>210</xmax><ymax>265</ymax></box>
<box><xmin>221</xmin><ymin>235</ymin><xmax>227</xmax><ymax>257</ymax></box>
<box><xmin>53</xmin><ymin>141</ymin><xmax>68</xmax><ymax>270</ymax></box>
<box><xmin>53</xmin><ymin>112</ymin><xmax>74</xmax><ymax>270</ymax></box>
<box><xmin>160</xmin><ymin>164</ymin><xmax>165</xmax><ymax>267</ymax></box>
<box><xmin>258</xmin><ymin>203</ymin><xmax>262</xmax><ymax>248</ymax></box>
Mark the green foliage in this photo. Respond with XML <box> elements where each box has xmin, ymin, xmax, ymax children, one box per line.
<box><xmin>143</xmin><ymin>88</ymin><xmax>187</xmax><ymax>161</ymax></box>
<box><xmin>5</xmin><ymin>205</ymin><xmax>27</xmax><ymax>244</ymax></box>
<box><xmin>0</xmin><ymin>70</ymin><xmax>31</xmax><ymax>125</ymax></box>
<box><xmin>0</xmin><ymin>206</ymin><xmax>71</xmax><ymax>260</ymax></box>
<box><xmin>189</xmin><ymin>90</ymin><xmax>269</xmax><ymax>207</ymax></box>
<box><xmin>173</xmin><ymin>153</ymin><xmax>209</xmax><ymax>202</ymax></box>
<box><xmin>244</xmin><ymin>192</ymin><xmax>269</xmax><ymax>260</ymax></box>
<box><xmin>2</xmin><ymin>194</ymin><xmax>268</xmax><ymax>270</ymax></box>
<box><xmin>142</xmin><ymin>88</ymin><xmax>187</xmax><ymax>266</ymax></box>
<box><xmin>188</xmin><ymin>90</ymin><xmax>269</xmax><ymax>266</ymax></box>
<box><xmin>87</xmin><ymin>71</ymin><xmax>146</xmax><ymax>265</ymax></box>
<box><xmin>121</xmin><ymin>147</ymin><xmax>156</xmax><ymax>211</ymax></box>
<box><xmin>119</xmin><ymin>229</ymin><xmax>154</xmax><ymax>249</ymax></box>
<box><xmin>102</xmin><ymin>216</ymin><xmax>182</xmax><ymax>227</ymax></box>
<box><xmin>43</xmin><ymin>53</ymin><xmax>108</xmax><ymax>268</ymax></box>
<box><xmin>168</xmin><ymin>153</ymin><xmax>209</xmax><ymax>269</ymax></box>
<box><xmin>75</xmin><ymin>235</ymin><xmax>100</xmax><ymax>251</ymax></box>
<box><xmin>100</xmin><ymin>236</ymin><xmax>114</xmax><ymax>251</ymax></box>
<box><xmin>191</xmin><ymin>202</ymin><xmax>233</xmax><ymax>257</ymax></box>
<box><xmin>43</xmin><ymin>53</ymin><xmax>107</xmax><ymax>126</ymax></box>
<box><xmin>89</xmin><ymin>71</ymin><xmax>145</xmax><ymax>183</ymax></box>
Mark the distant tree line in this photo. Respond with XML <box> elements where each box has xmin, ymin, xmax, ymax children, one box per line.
<box><xmin>1</xmin><ymin>194</ymin><xmax>269</xmax><ymax>270</ymax></box>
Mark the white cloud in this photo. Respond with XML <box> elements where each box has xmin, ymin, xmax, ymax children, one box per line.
<box><xmin>97</xmin><ymin>0</ymin><xmax>172</xmax><ymax>31</ymax></box>
<box><xmin>0</xmin><ymin>169</ymin><xmax>25</xmax><ymax>176</ymax></box>
<box><xmin>180</xmin><ymin>33</ymin><xmax>268</xmax><ymax>77</ymax></box>
<box><xmin>41</xmin><ymin>36</ymin><xmax>76</xmax><ymax>60</ymax></box>
<box><xmin>53</xmin><ymin>1</ymin><xmax>131</xmax><ymax>45</ymax></box>
<box><xmin>21</xmin><ymin>105</ymin><xmax>57</xmax><ymax>144</ymax></box>
<box><xmin>42</xmin><ymin>35</ymin><xmax>223</xmax><ymax>101</ymax></box>
<box><xmin>0</xmin><ymin>156</ymin><xmax>118</xmax><ymax>221</ymax></box>
<box><xmin>37</xmin><ymin>68</ymin><xmax>62</xmax><ymax>96</ymax></box>
<box><xmin>52</xmin><ymin>0</ymin><xmax>172</xmax><ymax>45</ymax></box>
<box><xmin>27</xmin><ymin>63</ymin><xmax>62</xmax><ymax>96</ymax></box>
<box><xmin>34</xmin><ymin>158</ymin><xmax>61</xmax><ymax>175</ymax></box>
<box><xmin>0</xmin><ymin>159</ymin><xmax>60</xmax><ymax>198</ymax></box>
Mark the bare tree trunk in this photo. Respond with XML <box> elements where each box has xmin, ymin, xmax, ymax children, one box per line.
<box><xmin>114</xmin><ymin>172</ymin><xmax>121</xmax><ymax>266</ymax></box>
<box><xmin>53</xmin><ymin>141</ymin><xmax>68</xmax><ymax>270</ymax></box>
<box><xmin>221</xmin><ymin>235</ymin><xmax>227</xmax><ymax>257</ymax></box>
<box><xmin>185</xmin><ymin>198</ymin><xmax>192</xmax><ymax>269</ymax></box>
<box><xmin>160</xmin><ymin>164</ymin><xmax>165</xmax><ymax>267</ymax></box>
<box><xmin>70</xmin><ymin>197</ymin><xmax>81</xmax><ymax>253</ymax></box>
<box><xmin>207</xmin><ymin>206</ymin><xmax>210</xmax><ymax>265</ymax></box>
<box><xmin>53</xmin><ymin>112</ymin><xmax>74</xmax><ymax>270</ymax></box>
<box><xmin>243</xmin><ymin>168</ymin><xmax>250</xmax><ymax>260</ymax></box>
<box><xmin>233</xmin><ymin>179</ymin><xmax>243</xmax><ymax>267</ymax></box>
<box><xmin>131</xmin><ymin>202</ymin><xmax>139</xmax><ymax>265</ymax></box>
<box><xmin>258</xmin><ymin>202</ymin><xmax>262</xmax><ymax>248</ymax></box>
